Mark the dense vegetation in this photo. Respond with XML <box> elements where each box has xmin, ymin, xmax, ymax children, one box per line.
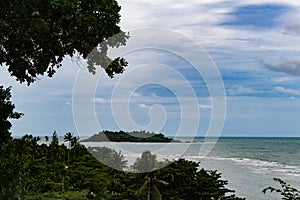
<box><xmin>0</xmin><ymin>0</ymin><xmax>128</xmax><ymax>84</ymax></box>
<box><xmin>82</xmin><ymin>130</ymin><xmax>175</xmax><ymax>143</ymax></box>
<box><xmin>0</xmin><ymin>86</ymin><xmax>23</xmax><ymax>148</ymax></box>
<box><xmin>0</xmin><ymin>131</ymin><xmax>246</xmax><ymax>200</ymax></box>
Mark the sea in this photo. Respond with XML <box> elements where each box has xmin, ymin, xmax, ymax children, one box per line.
<box><xmin>80</xmin><ymin>137</ymin><xmax>300</xmax><ymax>200</ymax></box>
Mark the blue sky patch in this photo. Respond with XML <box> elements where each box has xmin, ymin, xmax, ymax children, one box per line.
<box><xmin>221</xmin><ymin>4</ymin><xmax>291</xmax><ymax>29</ymax></box>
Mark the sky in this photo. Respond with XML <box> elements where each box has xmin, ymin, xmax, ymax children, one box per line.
<box><xmin>2</xmin><ymin>0</ymin><xmax>300</xmax><ymax>137</ymax></box>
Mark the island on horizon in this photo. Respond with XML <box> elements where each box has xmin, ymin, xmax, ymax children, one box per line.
<box><xmin>81</xmin><ymin>130</ymin><xmax>179</xmax><ymax>143</ymax></box>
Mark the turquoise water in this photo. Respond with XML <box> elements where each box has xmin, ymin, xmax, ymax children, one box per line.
<box><xmin>187</xmin><ymin>137</ymin><xmax>300</xmax><ymax>199</ymax></box>
<box><xmin>194</xmin><ymin>137</ymin><xmax>300</xmax><ymax>166</ymax></box>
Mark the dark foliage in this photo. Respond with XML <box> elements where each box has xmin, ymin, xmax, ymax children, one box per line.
<box><xmin>82</xmin><ymin>130</ymin><xmax>174</xmax><ymax>142</ymax></box>
<box><xmin>0</xmin><ymin>0</ymin><xmax>128</xmax><ymax>84</ymax></box>
<box><xmin>263</xmin><ymin>178</ymin><xmax>300</xmax><ymax>200</ymax></box>
<box><xmin>0</xmin><ymin>132</ymin><xmax>245</xmax><ymax>199</ymax></box>
<box><xmin>0</xmin><ymin>86</ymin><xmax>23</xmax><ymax>147</ymax></box>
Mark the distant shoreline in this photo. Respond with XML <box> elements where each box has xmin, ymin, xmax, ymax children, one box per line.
<box><xmin>81</xmin><ymin>130</ymin><xmax>181</xmax><ymax>143</ymax></box>
<box><xmin>12</xmin><ymin>135</ymin><xmax>300</xmax><ymax>139</ymax></box>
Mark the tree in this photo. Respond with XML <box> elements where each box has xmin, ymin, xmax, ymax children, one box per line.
<box><xmin>110</xmin><ymin>151</ymin><xmax>127</xmax><ymax>172</ymax></box>
<box><xmin>71</xmin><ymin>136</ymin><xmax>79</xmax><ymax>159</ymax></box>
<box><xmin>263</xmin><ymin>178</ymin><xmax>300</xmax><ymax>200</ymax></box>
<box><xmin>50</xmin><ymin>131</ymin><xmax>62</xmax><ymax>162</ymax></box>
<box><xmin>0</xmin><ymin>86</ymin><xmax>23</xmax><ymax>148</ymax></box>
<box><xmin>137</xmin><ymin>173</ymin><xmax>169</xmax><ymax>200</ymax></box>
<box><xmin>45</xmin><ymin>136</ymin><xmax>49</xmax><ymax>143</ymax></box>
<box><xmin>31</xmin><ymin>136</ymin><xmax>41</xmax><ymax>160</ymax></box>
<box><xmin>157</xmin><ymin>159</ymin><xmax>244</xmax><ymax>200</ymax></box>
<box><xmin>133</xmin><ymin>151</ymin><xmax>158</xmax><ymax>173</ymax></box>
<box><xmin>64</xmin><ymin>132</ymin><xmax>73</xmax><ymax>166</ymax></box>
<box><xmin>105</xmin><ymin>151</ymin><xmax>127</xmax><ymax>197</ymax></box>
<box><xmin>0</xmin><ymin>0</ymin><xmax>128</xmax><ymax>85</ymax></box>
<box><xmin>132</xmin><ymin>151</ymin><xmax>168</xmax><ymax>200</ymax></box>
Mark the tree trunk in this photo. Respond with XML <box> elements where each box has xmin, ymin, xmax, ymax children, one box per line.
<box><xmin>148</xmin><ymin>182</ymin><xmax>151</xmax><ymax>200</ymax></box>
<box><xmin>67</xmin><ymin>149</ymin><xmax>70</xmax><ymax>166</ymax></box>
<box><xmin>68</xmin><ymin>141</ymin><xmax>70</xmax><ymax>166</ymax></box>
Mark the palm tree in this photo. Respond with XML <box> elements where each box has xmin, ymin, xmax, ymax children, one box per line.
<box><xmin>64</xmin><ymin>132</ymin><xmax>73</xmax><ymax>166</ymax></box>
<box><xmin>51</xmin><ymin>131</ymin><xmax>59</xmax><ymax>146</ymax></box>
<box><xmin>111</xmin><ymin>151</ymin><xmax>127</xmax><ymax>171</ymax></box>
<box><xmin>133</xmin><ymin>151</ymin><xmax>157</xmax><ymax>173</ymax></box>
<box><xmin>31</xmin><ymin>136</ymin><xmax>40</xmax><ymax>160</ymax></box>
<box><xmin>137</xmin><ymin>173</ymin><xmax>169</xmax><ymax>200</ymax></box>
<box><xmin>45</xmin><ymin>136</ymin><xmax>49</xmax><ymax>144</ymax></box>
<box><xmin>109</xmin><ymin>151</ymin><xmax>128</xmax><ymax>195</ymax></box>
<box><xmin>50</xmin><ymin>131</ymin><xmax>61</xmax><ymax>163</ymax></box>
<box><xmin>14</xmin><ymin>137</ymin><xmax>29</xmax><ymax>160</ymax></box>
<box><xmin>71</xmin><ymin>136</ymin><xmax>79</xmax><ymax>159</ymax></box>
<box><xmin>133</xmin><ymin>151</ymin><xmax>168</xmax><ymax>200</ymax></box>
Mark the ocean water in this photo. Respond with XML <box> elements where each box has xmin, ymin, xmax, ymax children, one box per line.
<box><xmin>82</xmin><ymin>137</ymin><xmax>300</xmax><ymax>200</ymax></box>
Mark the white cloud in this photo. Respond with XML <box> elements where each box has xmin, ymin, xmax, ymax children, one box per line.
<box><xmin>130</xmin><ymin>91</ymin><xmax>141</xmax><ymax>98</ymax></box>
<box><xmin>275</xmin><ymin>86</ymin><xmax>300</xmax><ymax>95</ymax></box>
<box><xmin>227</xmin><ymin>86</ymin><xmax>258</xmax><ymax>95</ymax></box>
<box><xmin>198</xmin><ymin>104</ymin><xmax>212</xmax><ymax>109</ymax></box>
<box><xmin>94</xmin><ymin>97</ymin><xmax>106</xmax><ymax>103</ymax></box>
<box><xmin>138</xmin><ymin>103</ymin><xmax>150</xmax><ymax>108</ymax></box>
<box><xmin>116</xmin><ymin>0</ymin><xmax>300</xmax><ymax>75</ymax></box>
<box><xmin>271</xmin><ymin>76</ymin><xmax>297</xmax><ymax>83</ymax></box>
<box><xmin>279</xmin><ymin>9</ymin><xmax>300</xmax><ymax>35</ymax></box>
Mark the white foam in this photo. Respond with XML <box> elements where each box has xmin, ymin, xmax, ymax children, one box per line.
<box><xmin>83</xmin><ymin>142</ymin><xmax>300</xmax><ymax>178</ymax></box>
<box><xmin>198</xmin><ymin>156</ymin><xmax>300</xmax><ymax>178</ymax></box>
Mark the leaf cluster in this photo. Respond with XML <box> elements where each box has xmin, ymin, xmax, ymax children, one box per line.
<box><xmin>0</xmin><ymin>86</ymin><xmax>23</xmax><ymax>146</ymax></box>
<box><xmin>263</xmin><ymin>178</ymin><xmax>300</xmax><ymax>200</ymax></box>
<box><xmin>0</xmin><ymin>0</ymin><xmax>128</xmax><ymax>84</ymax></box>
